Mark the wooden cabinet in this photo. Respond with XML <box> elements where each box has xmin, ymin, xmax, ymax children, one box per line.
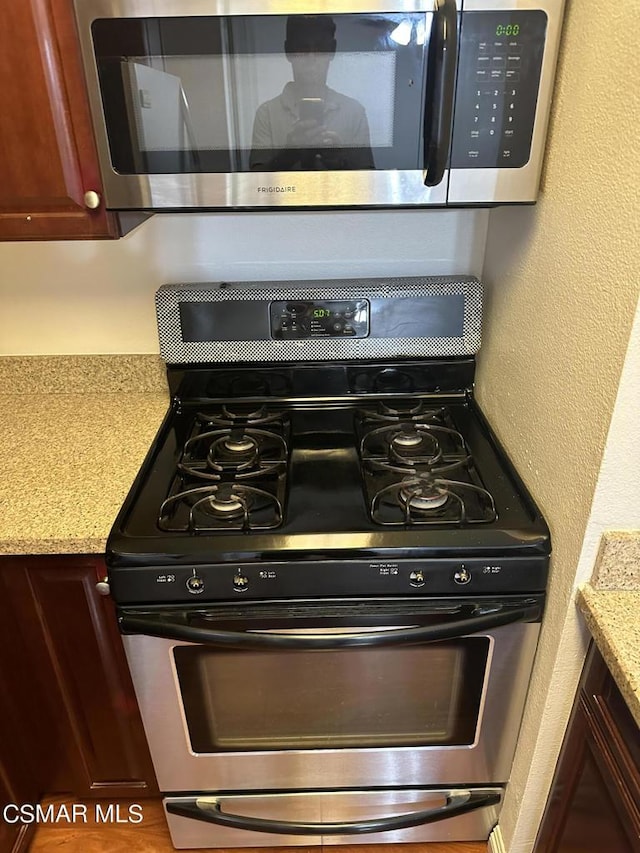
<box><xmin>534</xmin><ymin>642</ymin><xmax>640</xmax><ymax>853</ymax></box>
<box><xmin>0</xmin><ymin>0</ymin><xmax>144</xmax><ymax>240</ymax></box>
<box><xmin>0</xmin><ymin>555</ymin><xmax>157</xmax><ymax>804</ymax></box>
<box><xmin>0</xmin><ymin>569</ymin><xmax>44</xmax><ymax>853</ymax></box>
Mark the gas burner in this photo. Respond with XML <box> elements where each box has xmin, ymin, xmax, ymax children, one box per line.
<box><xmin>370</xmin><ymin>475</ymin><xmax>497</xmax><ymax>527</ymax></box>
<box><xmin>208</xmin><ymin>496</ymin><xmax>244</xmax><ymax>518</ymax></box>
<box><xmin>392</xmin><ymin>430</ymin><xmax>424</xmax><ymax>448</ymax></box>
<box><xmin>388</xmin><ymin>427</ymin><xmax>443</xmax><ymax>466</ymax></box>
<box><xmin>204</xmin><ymin>485</ymin><xmax>249</xmax><ymax>519</ymax></box>
<box><xmin>158</xmin><ymin>483</ymin><xmax>283</xmax><ymax>532</ymax></box>
<box><xmin>197</xmin><ymin>404</ymin><xmax>285</xmax><ymax>428</ymax></box>
<box><xmin>208</xmin><ymin>432</ymin><xmax>260</xmax><ymax>471</ymax></box>
<box><xmin>360</xmin><ymin>401</ymin><xmax>449</xmax><ymax>424</ymax></box>
<box><xmin>179</xmin><ymin>427</ymin><xmax>288</xmax><ymax>481</ymax></box>
<box><xmin>222</xmin><ymin>435</ymin><xmax>257</xmax><ymax>453</ymax></box>
<box><xmin>360</xmin><ymin>422</ymin><xmax>469</xmax><ymax>471</ymax></box>
<box><xmin>399</xmin><ymin>477</ymin><xmax>450</xmax><ymax>511</ymax></box>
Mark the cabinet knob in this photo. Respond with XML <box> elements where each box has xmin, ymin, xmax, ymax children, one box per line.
<box><xmin>95</xmin><ymin>577</ymin><xmax>111</xmax><ymax>596</ymax></box>
<box><xmin>84</xmin><ymin>190</ymin><xmax>101</xmax><ymax>210</ymax></box>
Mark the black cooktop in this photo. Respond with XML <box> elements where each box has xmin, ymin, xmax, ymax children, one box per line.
<box><xmin>107</xmin><ymin>360</ymin><xmax>550</xmax><ymax>605</ymax></box>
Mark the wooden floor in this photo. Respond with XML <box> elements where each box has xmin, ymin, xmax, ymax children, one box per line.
<box><xmin>28</xmin><ymin>799</ymin><xmax>488</xmax><ymax>853</ymax></box>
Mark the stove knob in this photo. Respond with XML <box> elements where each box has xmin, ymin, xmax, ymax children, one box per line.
<box><xmin>233</xmin><ymin>573</ymin><xmax>249</xmax><ymax>593</ymax></box>
<box><xmin>409</xmin><ymin>570</ymin><xmax>425</xmax><ymax>588</ymax></box>
<box><xmin>186</xmin><ymin>575</ymin><xmax>205</xmax><ymax>594</ymax></box>
<box><xmin>454</xmin><ymin>567</ymin><xmax>472</xmax><ymax>585</ymax></box>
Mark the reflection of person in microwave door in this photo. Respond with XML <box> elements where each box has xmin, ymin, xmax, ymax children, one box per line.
<box><xmin>250</xmin><ymin>15</ymin><xmax>374</xmax><ymax>171</ymax></box>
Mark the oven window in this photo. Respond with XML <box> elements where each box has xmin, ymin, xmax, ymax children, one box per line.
<box><xmin>173</xmin><ymin>641</ymin><xmax>489</xmax><ymax>753</ymax></box>
<box><xmin>91</xmin><ymin>13</ymin><xmax>427</xmax><ymax>174</ymax></box>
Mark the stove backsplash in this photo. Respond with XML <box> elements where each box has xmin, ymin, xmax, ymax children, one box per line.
<box><xmin>156</xmin><ymin>276</ymin><xmax>482</xmax><ymax>365</ymax></box>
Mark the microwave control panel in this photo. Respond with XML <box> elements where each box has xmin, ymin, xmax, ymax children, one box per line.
<box><xmin>451</xmin><ymin>11</ymin><xmax>547</xmax><ymax>169</ymax></box>
<box><xmin>270</xmin><ymin>300</ymin><xmax>369</xmax><ymax>340</ymax></box>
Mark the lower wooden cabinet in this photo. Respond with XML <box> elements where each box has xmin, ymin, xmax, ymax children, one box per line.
<box><xmin>0</xmin><ymin>555</ymin><xmax>157</xmax><ymax>811</ymax></box>
<box><xmin>534</xmin><ymin>642</ymin><xmax>640</xmax><ymax>853</ymax></box>
<box><xmin>0</xmin><ymin>571</ymin><xmax>44</xmax><ymax>853</ymax></box>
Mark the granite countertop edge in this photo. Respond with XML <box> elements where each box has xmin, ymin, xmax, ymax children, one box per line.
<box><xmin>0</xmin><ymin>355</ymin><xmax>170</xmax><ymax>557</ymax></box>
<box><xmin>0</xmin><ymin>538</ymin><xmax>110</xmax><ymax>557</ymax></box>
<box><xmin>577</xmin><ymin>583</ymin><xmax>640</xmax><ymax>729</ymax></box>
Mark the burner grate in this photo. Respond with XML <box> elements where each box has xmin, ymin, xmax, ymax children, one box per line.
<box><xmin>355</xmin><ymin>402</ymin><xmax>497</xmax><ymax>527</ymax></box>
<box><xmin>360</xmin><ymin>400</ymin><xmax>451</xmax><ymax>424</ymax></box>
<box><xmin>370</xmin><ymin>474</ymin><xmax>496</xmax><ymax>526</ymax></box>
<box><xmin>158</xmin><ymin>408</ymin><xmax>289</xmax><ymax>532</ymax></box>
<box><xmin>158</xmin><ymin>482</ymin><xmax>284</xmax><ymax>532</ymax></box>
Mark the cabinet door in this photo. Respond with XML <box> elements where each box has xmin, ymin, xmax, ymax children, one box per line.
<box><xmin>0</xmin><ymin>567</ymin><xmax>43</xmax><ymax>853</ymax></box>
<box><xmin>0</xmin><ymin>773</ymin><xmax>32</xmax><ymax>853</ymax></box>
<box><xmin>27</xmin><ymin>557</ymin><xmax>159</xmax><ymax>797</ymax></box>
<box><xmin>0</xmin><ymin>0</ymin><xmax>121</xmax><ymax>240</ymax></box>
<box><xmin>534</xmin><ymin>644</ymin><xmax>640</xmax><ymax>853</ymax></box>
<box><xmin>0</xmin><ymin>556</ymin><xmax>158</xmax><ymax>799</ymax></box>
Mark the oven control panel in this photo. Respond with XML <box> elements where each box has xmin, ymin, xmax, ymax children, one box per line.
<box><xmin>156</xmin><ymin>278</ymin><xmax>483</xmax><ymax>362</ymax></box>
<box><xmin>111</xmin><ymin>557</ymin><xmax>548</xmax><ymax>605</ymax></box>
<box><xmin>270</xmin><ymin>300</ymin><xmax>369</xmax><ymax>340</ymax></box>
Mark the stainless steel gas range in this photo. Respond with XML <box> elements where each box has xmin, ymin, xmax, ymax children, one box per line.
<box><xmin>106</xmin><ymin>276</ymin><xmax>550</xmax><ymax>849</ymax></box>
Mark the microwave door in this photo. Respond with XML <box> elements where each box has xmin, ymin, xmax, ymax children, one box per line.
<box><xmin>82</xmin><ymin>6</ymin><xmax>454</xmax><ymax>209</ymax></box>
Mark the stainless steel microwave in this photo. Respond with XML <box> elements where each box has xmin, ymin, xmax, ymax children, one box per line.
<box><xmin>74</xmin><ymin>0</ymin><xmax>565</xmax><ymax>211</ymax></box>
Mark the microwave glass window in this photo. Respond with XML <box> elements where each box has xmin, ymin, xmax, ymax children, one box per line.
<box><xmin>173</xmin><ymin>640</ymin><xmax>489</xmax><ymax>753</ymax></box>
<box><xmin>92</xmin><ymin>14</ymin><xmax>428</xmax><ymax>174</ymax></box>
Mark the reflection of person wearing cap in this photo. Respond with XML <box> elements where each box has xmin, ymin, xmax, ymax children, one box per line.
<box><xmin>250</xmin><ymin>16</ymin><xmax>374</xmax><ymax>171</ymax></box>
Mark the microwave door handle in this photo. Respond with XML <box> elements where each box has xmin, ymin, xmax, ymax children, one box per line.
<box><xmin>118</xmin><ymin>602</ymin><xmax>540</xmax><ymax>648</ymax></box>
<box><xmin>166</xmin><ymin>789</ymin><xmax>501</xmax><ymax>835</ymax></box>
<box><xmin>423</xmin><ymin>0</ymin><xmax>458</xmax><ymax>186</ymax></box>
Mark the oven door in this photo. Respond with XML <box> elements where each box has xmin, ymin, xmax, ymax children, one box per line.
<box><xmin>120</xmin><ymin>595</ymin><xmax>542</xmax><ymax>794</ymax></box>
<box><xmin>74</xmin><ymin>0</ymin><xmax>457</xmax><ymax>209</ymax></box>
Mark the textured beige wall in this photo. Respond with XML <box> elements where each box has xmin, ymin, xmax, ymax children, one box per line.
<box><xmin>476</xmin><ymin>0</ymin><xmax>640</xmax><ymax>849</ymax></box>
<box><xmin>0</xmin><ymin>210</ymin><xmax>488</xmax><ymax>354</ymax></box>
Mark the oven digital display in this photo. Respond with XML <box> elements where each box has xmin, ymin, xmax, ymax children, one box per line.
<box><xmin>270</xmin><ymin>300</ymin><xmax>369</xmax><ymax>340</ymax></box>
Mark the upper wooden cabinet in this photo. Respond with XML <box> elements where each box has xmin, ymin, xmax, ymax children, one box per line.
<box><xmin>0</xmin><ymin>0</ymin><xmax>127</xmax><ymax>240</ymax></box>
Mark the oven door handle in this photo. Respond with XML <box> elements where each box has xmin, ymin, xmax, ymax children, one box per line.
<box><xmin>119</xmin><ymin>602</ymin><xmax>540</xmax><ymax>648</ymax></box>
<box><xmin>166</xmin><ymin>789</ymin><xmax>501</xmax><ymax>836</ymax></box>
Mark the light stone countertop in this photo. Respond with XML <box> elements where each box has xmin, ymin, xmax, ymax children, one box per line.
<box><xmin>0</xmin><ymin>356</ymin><xmax>169</xmax><ymax>555</ymax></box>
<box><xmin>576</xmin><ymin>532</ymin><xmax>640</xmax><ymax>728</ymax></box>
